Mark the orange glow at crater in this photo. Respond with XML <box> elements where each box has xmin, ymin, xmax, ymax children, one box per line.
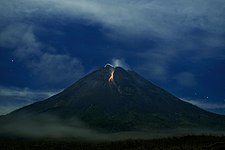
<box><xmin>109</xmin><ymin>71</ymin><xmax>114</xmax><ymax>82</ymax></box>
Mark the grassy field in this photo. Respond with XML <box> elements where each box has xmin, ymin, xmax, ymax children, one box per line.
<box><xmin>1</xmin><ymin>135</ymin><xmax>225</xmax><ymax>150</ymax></box>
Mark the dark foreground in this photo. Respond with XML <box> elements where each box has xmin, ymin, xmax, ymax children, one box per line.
<box><xmin>1</xmin><ymin>135</ymin><xmax>225</xmax><ymax>150</ymax></box>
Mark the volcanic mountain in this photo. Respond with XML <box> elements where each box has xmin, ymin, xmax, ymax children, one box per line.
<box><xmin>1</xmin><ymin>65</ymin><xmax>225</xmax><ymax>137</ymax></box>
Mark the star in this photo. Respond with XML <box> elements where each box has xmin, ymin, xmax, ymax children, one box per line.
<box><xmin>11</xmin><ymin>59</ymin><xmax>14</xmax><ymax>63</ymax></box>
<box><xmin>206</xmin><ymin>96</ymin><xmax>209</xmax><ymax>99</ymax></box>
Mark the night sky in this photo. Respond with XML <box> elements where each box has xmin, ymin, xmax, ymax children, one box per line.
<box><xmin>0</xmin><ymin>0</ymin><xmax>225</xmax><ymax>115</ymax></box>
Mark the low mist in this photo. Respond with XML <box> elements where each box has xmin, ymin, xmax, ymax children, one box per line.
<box><xmin>0</xmin><ymin>114</ymin><xmax>104</xmax><ymax>140</ymax></box>
<box><xmin>0</xmin><ymin>113</ymin><xmax>224</xmax><ymax>141</ymax></box>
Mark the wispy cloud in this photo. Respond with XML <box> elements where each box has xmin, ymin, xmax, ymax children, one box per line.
<box><xmin>0</xmin><ymin>86</ymin><xmax>60</xmax><ymax>115</ymax></box>
<box><xmin>1</xmin><ymin>0</ymin><xmax>225</xmax><ymax>37</ymax></box>
<box><xmin>0</xmin><ymin>23</ymin><xmax>84</xmax><ymax>86</ymax></box>
<box><xmin>0</xmin><ymin>105</ymin><xmax>20</xmax><ymax>116</ymax></box>
<box><xmin>182</xmin><ymin>98</ymin><xmax>225</xmax><ymax>110</ymax></box>
<box><xmin>174</xmin><ymin>72</ymin><xmax>197</xmax><ymax>87</ymax></box>
<box><xmin>0</xmin><ymin>86</ymin><xmax>59</xmax><ymax>101</ymax></box>
<box><xmin>0</xmin><ymin>0</ymin><xmax>225</xmax><ymax>82</ymax></box>
<box><xmin>137</xmin><ymin>48</ymin><xmax>177</xmax><ymax>81</ymax></box>
<box><xmin>1</xmin><ymin>0</ymin><xmax>225</xmax><ymax>40</ymax></box>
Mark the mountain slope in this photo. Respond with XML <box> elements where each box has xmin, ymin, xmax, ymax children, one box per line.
<box><xmin>1</xmin><ymin>65</ymin><xmax>225</xmax><ymax>136</ymax></box>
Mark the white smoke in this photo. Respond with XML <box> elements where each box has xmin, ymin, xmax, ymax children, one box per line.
<box><xmin>111</xmin><ymin>58</ymin><xmax>130</xmax><ymax>70</ymax></box>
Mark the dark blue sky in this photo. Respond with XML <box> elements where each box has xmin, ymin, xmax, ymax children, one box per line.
<box><xmin>0</xmin><ymin>0</ymin><xmax>225</xmax><ymax>115</ymax></box>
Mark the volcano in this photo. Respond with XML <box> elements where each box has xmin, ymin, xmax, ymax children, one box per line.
<box><xmin>1</xmin><ymin>65</ymin><xmax>225</xmax><ymax>137</ymax></box>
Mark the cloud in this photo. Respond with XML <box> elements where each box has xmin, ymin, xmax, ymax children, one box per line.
<box><xmin>0</xmin><ymin>86</ymin><xmax>60</xmax><ymax>115</ymax></box>
<box><xmin>111</xmin><ymin>58</ymin><xmax>130</xmax><ymax>70</ymax></box>
<box><xmin>0</xmin><ymin>86</ymin><xmax>59</xmax><ymax>100</ymax></box>
<box><xmin>141</xmin><ymin>64</ymin><xmax>168</xmax><ymax>81</ymax></box>
<box><xmin>182</xmin><ymin>98</ymin><xmax>225</xmax><ymax>110</ymax></box>
<box><xmin>0</xmin><ymin>23</ymin><xmax>84</xmax><ymax>85</ymax></box>
<box><xmin>1</xmin><ymin>0</ymin><xmax>225</xmax><ymax>38</ymax></box>
<box><xmin>30</xmin><ymin>53</ymin><xmax>83</xmax><ymax>85</ymax></box>
<box><xmin>174</xmin><ymin>72</ymin><xmax>197</xmax><ymax>87</ymax></box>
<box><xmin>0</xmin><ymin>0</ymin><xmax>225</xmax><ymax>82</ymax></box>
<box><xmin>0</xmin><ymin>23</ymin><xmax>38</xmax><ymax>49</ymax></box>
<box><xmin>0</xmin><ymin>105</ymin><xmax>20</xmax><ymax>116</ymax></box>
<box><xmin>136</xmin><ymin>48</ymin><xmax>177</xmax><ymax>81</ymax></box>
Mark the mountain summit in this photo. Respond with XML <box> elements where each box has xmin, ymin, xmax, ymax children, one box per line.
<box><xmin>1</xmin><ymin>65</ymin><xmax>225</xmax><ymax>137</ymax></box>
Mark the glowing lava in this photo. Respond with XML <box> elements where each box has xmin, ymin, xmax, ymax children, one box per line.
<box><xmin>109</xmin><ymin>71</ymin><xmax>114</xmax><ymax>82</ymax></box>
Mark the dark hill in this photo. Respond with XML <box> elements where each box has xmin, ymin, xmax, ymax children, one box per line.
<box><xmin>1</xmin><ymin>65</ymin><xmax>225</xmax><ymax>137</ymax></box>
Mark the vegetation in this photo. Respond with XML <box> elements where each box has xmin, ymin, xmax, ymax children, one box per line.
<box><xmin>1</xmin><ymin>135</ymin><xmax>225</xmax><ymax>150</ymax></box>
